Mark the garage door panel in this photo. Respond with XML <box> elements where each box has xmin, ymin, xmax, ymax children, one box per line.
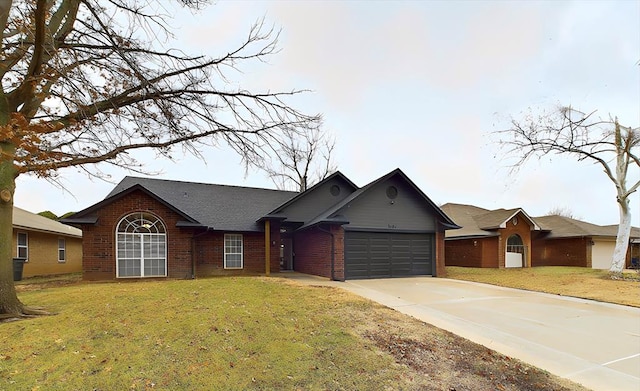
<box><xmin>345</xmin><ymin>232</ymin><xmax>433</xmax><ymax>279</ymax></box>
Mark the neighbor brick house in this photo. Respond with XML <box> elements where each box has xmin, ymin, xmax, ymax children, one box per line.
<box><xmin>442</xmin><ymin>203</ymin><xmax>639</xmax><ymax>269</ymax></box>
<box><xmin>63</xmin><ymin>169</ymin><xmax>457</xmax><ymax>281</ymax></box>
<box><xmin>13</xmin><ymin>207</ymin><xmax>83</xmax><ymax>277</ymax></box>
<box><xmin>532</xmin><ymin>215</ymin><xmax>640</xmax><ymax>269</ymax></box>
<box><xmin>440</xmin><ymin>203</ymin><xmax>540</xmax><ymax>268</ymax></box>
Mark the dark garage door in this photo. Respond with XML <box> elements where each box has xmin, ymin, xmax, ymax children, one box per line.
<box><xmin>345</xmin><ymin>231</ymin><xmax>434</xmax><ymax>279</ymax></box>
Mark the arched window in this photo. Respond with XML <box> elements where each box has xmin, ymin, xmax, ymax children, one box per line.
<box><xmin>116</xmin><ymin>212</ymin><xmax>167</xmax><ymax>278</ymax></box>
<box><xmin>506</xmin><ymin>234</ymin><xmax>524</xmax><ymax>254</ymax></box>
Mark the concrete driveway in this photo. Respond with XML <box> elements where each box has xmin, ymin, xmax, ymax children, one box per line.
<box><xmin>285</xmin><ymin>274</ymin><xmax>640</xmax><ymax>391</ymax></box>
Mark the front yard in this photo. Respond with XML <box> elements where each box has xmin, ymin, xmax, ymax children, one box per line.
<box><xmin>2</xmin><ymin>276</ymin><xmax>585</xmax><ymax>390</ymax></box>
<box><xmin>446</xmin><ymin>266</ymin><xmax>640</xmax><ymax>307</ymax></box>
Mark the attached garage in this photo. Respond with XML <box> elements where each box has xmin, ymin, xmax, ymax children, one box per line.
<box><xmin>345</xmin><ymin>231</ymin><xmax>434</xmax><ymax>279</ymax></box>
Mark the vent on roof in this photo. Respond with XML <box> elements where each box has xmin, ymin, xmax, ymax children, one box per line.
<box><xmin>386</xmin><ymin>186</ymin><xmax>398</xmax><ymax>199</ymax></box>
<box><xmin>330</xmin><ymin>185</ymin><xmax>340</xmax><ymax>196</ymax></box>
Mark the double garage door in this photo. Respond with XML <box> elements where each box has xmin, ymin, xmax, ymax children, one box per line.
<box><xmin>345</xmin><ymin>231</ymin><xmax>434</xmax><ymax>279</ymax></box>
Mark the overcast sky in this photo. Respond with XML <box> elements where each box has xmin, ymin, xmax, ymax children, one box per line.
<box><xmin>14</xmin><ymin>0</ymin><xmax>640</xmax><ymax>226</ymax></box>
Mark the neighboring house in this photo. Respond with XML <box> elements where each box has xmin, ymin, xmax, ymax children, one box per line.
<box><xmin>442</xmin><ymin>203</ymin><xmax>640</xmax><ymax>269</ymax></box>
<box><xmin>533</xmin><ymin>215</ymin><xmax>640</xmax><ymax>269</ymax></box>
<box><xmin>12</xmin><ymin>207</ymin><xmax>83</xmax><ymax>277</ymax></box>
<box><xmin>440</xmin><ymin>203</ymin><xmax>541</xmax><ymax>268</ymax></box>
<box><xmin>63</xmin><ymin>169</ymin><xmax>457</xmax><ymax>281</ymax></box>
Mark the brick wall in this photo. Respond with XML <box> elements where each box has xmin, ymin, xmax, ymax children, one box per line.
<box><xmin>531</xmin><ymin>236</ymin><xmax>590</xmax><ymax>267</ymax></box>
<box><xmin>444</xmin><ymin>237</ymin><xmax>500</xmax><ymax>268</ymax></box>
<box><xmin>194</xmin><ymin>223</ymin><xmax>280</xmax><ymax>277</ymax></box>
<box><xmin>435</xmin><ymin>229</ymin><xmax>446</xmax><ymax>276</ymax></box>
<box><xmin>293</xmin><ymin>225</ymin><xmax>344</xmax><ymax>280</ymax></box>
<box><xmin>80</xmin><ymin>190</ymin><xmax>196</xmax><ymax>280</ymax></box>
<box><xmin>79</xmin><ymin>190</ymin><xmax>280</xmax><ymax>280</ymax></box>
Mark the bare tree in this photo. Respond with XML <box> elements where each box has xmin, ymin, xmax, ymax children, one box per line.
<box><xmin>497</xmin><ymin>106</ymin><xmax>639</xmax><ymax>275</ymax></box>
<box><xmin>546</xmin><ymin>206</ymin><xmax>579</xmax><ymax>220</ymax></box>
<box><xmin>261</xmin><ymin>127</ymin><xmax>336</xmax><ymax>192</ymax></box>
<box><xmin>0</xmin><ymin>0</ymin><xmax>320</xmax><ymax>319</ymax></box>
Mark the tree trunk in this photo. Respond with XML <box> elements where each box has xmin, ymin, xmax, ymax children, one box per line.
<box><xmin>610</xmin><ymin>197</ymin><xmax>631</xmax><ymax>274</ymax></box>
<box><xmin>0</xmin><ymin>161</ymin><xmax>23</xmax><ymax>316</ymax></box>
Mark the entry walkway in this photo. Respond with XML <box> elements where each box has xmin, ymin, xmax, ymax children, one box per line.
<box><xmin>283</xmin><ymin>273</ymin><xmax>640</xmax><ymax>391</ymax></box>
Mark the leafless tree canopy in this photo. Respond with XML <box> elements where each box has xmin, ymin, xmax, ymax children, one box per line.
<box><xmin>497</xmin><ymin>106</ymin><xmax>639</xmax><ymax>196</ymax></box>
<box><xmin>0</xmin><ymin>0</ymin><xmax>321</xmax><ymax>179</ymax></box>
<box><xmin>261</xmin><ymin>127</ymin><xmax>337</xmax><ymax>192</ymax></box>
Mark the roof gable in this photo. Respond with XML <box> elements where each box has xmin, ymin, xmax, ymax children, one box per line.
<box><xmin>301</xmin><ymin>168</ymin><xmax>457</xmax><ymax>230</ymax></box>
<box><xmin>269</xmin><ymin>171</ymin><xmax>358</xmax><ymax>224</ymax></box>
<box><xmin>442</xmin><ymin>203</ymin><xmax>539</xmax><ymax>239</ymax></box>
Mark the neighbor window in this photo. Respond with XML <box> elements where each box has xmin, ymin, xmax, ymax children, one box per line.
<box><xmin>116</xmin><ymin>212</ymin><xmax>167</xmax><ymax>278</ymax></box>
<box><xmin>58</xmin><ymin>239</ymin><xmax>66</xmax><ymax>262</ymax></box>
<box><xmin>17</xmin><ymin>232</ymin><xmax>28</xmax><ymax>260</ymax></box>
<box><xmin>224</xmin><ymin>234</ymin><xmax>243</xmax><ymax>269</ymax></box>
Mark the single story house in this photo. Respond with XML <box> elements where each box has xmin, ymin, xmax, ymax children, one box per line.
<box><xmin>63</xmin><ymin>169</ymin><xmax>457</xmax><ymax>281</ymax></box>
<box><xmin>13</xmin><ymin>207</ymin><xmax>83</xmax><ymax>277</ymax></box>
<box><xmin>442</xmin><ymin>203</ymin><xmax>639</xmax><ymax>269</ymax></box>
<box><xmin>532</xmin><ymin>215</ymin><xmax>640</xmax><ymax>269</ymax></box>
<box><xmin>440</xmin><ymin>203</ymin><xmax>540</xmax><ymax>268</ymax></box>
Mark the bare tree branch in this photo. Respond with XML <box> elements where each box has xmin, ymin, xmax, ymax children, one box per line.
<box><xmin>496</xmin><ymin>105</ymin><xmax>639</xmax><ymax>274</ymax></box>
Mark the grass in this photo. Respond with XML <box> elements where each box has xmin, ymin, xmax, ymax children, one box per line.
<box><xmin>445</xmin><ymin>266</ymin><xmax>640</xmax><ymax>307</ymax></box>
<box><xmin>0</xmin><ymin>276</ymin><xmax>585</xmax><ymax>391</ymax></box>
<box><xmin>3</xmin><ymin>278</ymin><xmax>397</xmax><ymax>390</ymax></box>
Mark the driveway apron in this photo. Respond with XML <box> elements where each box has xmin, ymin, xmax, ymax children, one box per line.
<box><xmin>299</xmin><ymin>275</ymin><xmax>640</xmax><ymax>391</ymax></box>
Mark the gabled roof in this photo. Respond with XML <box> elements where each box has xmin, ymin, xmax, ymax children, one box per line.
<box><xmin>300</xmin><ymin>168</ymin><xmax>458</xmax><ymax>229</ymax></box>
<box><xmin>268</xmin><ymin>171</ymin><xmax>358</xmax><ymax>216</ymax></box>
<box><xmin>13</xmin><ymin>207</ymin><xmax>82</xmax><ymax>238</ymax></box>
<box><xmin>67</xmin><ymin>177</ymin><xmax>297</xmax><ymax>232</ymax></box>
<box><xmin>535</xmin><ymin>215</ymin><xmax>640</xmax><ymax>239</ymax></box>
<box><xmin>441</xmin><ymin>203</ymin><xmax>539</xmax><ymax>239</ymax></box>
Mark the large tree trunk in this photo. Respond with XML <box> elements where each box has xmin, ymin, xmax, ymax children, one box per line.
<box><xmin>0</xmin><ymin>159</ymin><xmax>23</xmax><ymax>316</ymax></box>
<box><xmin>610</xmin><ymin>197</ymin><xmax>631</xmax><ymax>274</ymax></box>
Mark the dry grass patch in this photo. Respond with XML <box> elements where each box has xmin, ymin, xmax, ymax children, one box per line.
<box><xmin>446</xmin><ymin>266</ymin><xmax>640</xmax><ymax>307</ymax></box>
<box><xmin>1</xmin><ymin>276</ymin><xmax>587</xmax><ymax>390</ymax></box>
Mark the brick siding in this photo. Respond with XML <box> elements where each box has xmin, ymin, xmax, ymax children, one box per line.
<box><xmin>79</xmin><ymin>190</ymin><xmax>278</xmax><ymax>280</ymax></box>
<box><xmin>293</xmin><ymin>225</ymin><xmax>344</xmax><ymax>280</ymax></box>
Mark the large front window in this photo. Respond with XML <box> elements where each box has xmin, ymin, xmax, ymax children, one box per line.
<box><xmin>116</xmin><ymin>213</ymin><xmax>167</xmax><ymax>278</ymax></box>
<box><xmin>224</xmin><ymin>234</ymin><xmax>243</xmax><ymax>269</ymax></box>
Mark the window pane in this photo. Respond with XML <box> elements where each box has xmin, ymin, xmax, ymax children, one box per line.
<box><xmin>224</xmin><ymin>234</ymin><xmax>243</xmax><ymax>269</ymax></box>
<box><xmin>18</xmin><ymin>247</ymin><xmax>27</xmax><ymax>258</ymax></box>
<box><xmin>59</xmin><ymin>249</ymin><xmax>66</xmax><ymax>261</ymax></box>
<box><xmin>18</xmin><ymin>233</ymin><xmax>27</xmax><ymax>246</ymax></box>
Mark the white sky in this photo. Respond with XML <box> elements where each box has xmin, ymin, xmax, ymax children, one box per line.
<box><xmin>14</xmin><ymin>0</ymin><xmax>640</xmax><ymax>226</ymax></box>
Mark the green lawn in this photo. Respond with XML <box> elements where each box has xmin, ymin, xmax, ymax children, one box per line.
<box><xmin>446</xmin><ymin>266</ymin><xmax>640</xmax><ymax>307</ymax></box>
<box><xmin>3</xmin><ymin>277</ymin><xmax>403</xmax><ymax>390</ymax></box>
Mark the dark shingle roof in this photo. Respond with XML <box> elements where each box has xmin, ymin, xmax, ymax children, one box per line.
<box><xmin>105</xmin><ymin>177</ymin><xmax>297</xmax><ymax>232</ymax></box>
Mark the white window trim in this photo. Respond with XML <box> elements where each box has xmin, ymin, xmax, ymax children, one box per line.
<box><xmin>17</xmin><ymin>232</ymin><xmax>28</xmax><ymax>261</ymax></box>
<box><xmin>224</xmin><ymin>234</ymin><xmax>243</xmax><ymax>269</ymax></box>
<box><xmin>116</xmin><ymin>213</ymin><xmax>167</xmax><ymax>278</ymax></box>
<box><xmin>58</xmin><ymin>238</ymin><xmax>66</xmax><ymax>263</ymax></box>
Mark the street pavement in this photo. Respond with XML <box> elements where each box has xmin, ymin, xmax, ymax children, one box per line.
<box><xmin>283</xmin><ymin>273</ymin><xmax>640</xmax><ymax>391</ymax></box>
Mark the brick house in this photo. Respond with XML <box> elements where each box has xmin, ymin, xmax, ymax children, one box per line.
<box><xmin>63</xmin><ymin>169</ymin><xmax>457</xmax><ymax>281</ymax></box>
<box><xmin>13</xmin><ymin>207</ymin><xmax>83</xmax><ymax>277</ymax></box>
<box><xmin>440</xmin><ymin>203</ymin><xmax>540</xmax><ymax>268</ymax></box>
<box><xmin>441</xmin><ymin>203</ymin><xmax>639</xmax><ymax>269</ymax></box>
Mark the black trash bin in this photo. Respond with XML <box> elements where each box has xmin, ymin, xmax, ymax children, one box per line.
<box><xmin>13</xmin><ymin>258</ymin><xmax>25</xmax><ymax>281</ymax></box>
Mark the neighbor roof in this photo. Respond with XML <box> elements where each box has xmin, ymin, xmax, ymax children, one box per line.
<box><xmin>69</xmin><ymin>177</ymin><xmax>298</xmax><ymax>232</ymax></box>
<box><xmin>441</xmin><ymin>203</ymin><xmax>539</xmax><ymax>239</ymax></box>
<box><xmin>535</xmin><ymin>215</ymin><xmax>640</xmax><ymax>239</ymax></box>
<box><xmin>13</xmin><ymin>207</ymin><xmax>82</xmax><ymax>238</ymax></box>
